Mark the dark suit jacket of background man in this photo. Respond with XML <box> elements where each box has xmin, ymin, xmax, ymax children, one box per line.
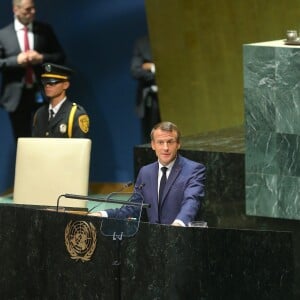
<box><xmin>105</xmin><ymin>155</ymin><xmax>206</xmax><ymax>225</ymax></box>
<box><xmin>0</xmin><ymin>21</ymin><xmax>65</xmax><ymax>138</ymax></box>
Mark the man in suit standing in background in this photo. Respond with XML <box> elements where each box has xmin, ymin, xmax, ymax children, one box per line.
<box><xmin>0</xmin><ymin>0</ymin><xmax>65</xmax><ymax>140</ymax></box>
<box><xmin>90</xmin><ymin>121</ymin><xmax>206</xmax><ymax>226</ymax></box>
<box><xmin>130</xmin><ymin>35</ymin><xmax>161</xmax><ymax>143</ymax></box>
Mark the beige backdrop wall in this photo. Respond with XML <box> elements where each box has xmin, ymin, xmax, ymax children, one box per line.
<box><xmin>145</xmin><ymin>0</ymin><xmax>300</xmax><ymax>136</ymax></box>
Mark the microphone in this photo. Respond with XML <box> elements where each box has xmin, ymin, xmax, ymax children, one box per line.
<box><xmin>118</xmin><ymin>181</ymin><xmax>133</xmax><ymax>191</ymax></box>
<box><xmin>133</xmin><ymin>183</ymin><xmax>150</xmax><ymax>209</ymax></box>
<box><xmin>134</xmin><ymin>183</ymin><xmax>149</xmax><ymax>222</ymax></box>
<box><xmin>56</xmin><ymin>193</ymin><xmax>94</xmax><ymax>211</ymax></box>
<box><xmin>56</xmin><ymin>182</ymin><xmax>150</xmax><ymax>212</ymax></box>
<box><xmin>87</xmin><ymin>181</ymin><xmax>133</xmax><ymax>213</ymax></box>
<box><xmin>135</xmin><ymin>183</ymin><xmax>145</xmax><ymax>190</ymax></box>
<box><xmin>62</xmin><ymin>194</ymin><xmax>91</xmax><ymax>200</ymax></box>
<box><xmin>64</xmin><ymin>181</ymin><xmax>133</xmax><ymax>202</ymax></box>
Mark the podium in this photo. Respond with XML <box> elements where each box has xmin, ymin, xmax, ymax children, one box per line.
<box><xmin>0</xmin><ymin>205</ymin><xmax>293</xmax><ymax>299</ymax></box>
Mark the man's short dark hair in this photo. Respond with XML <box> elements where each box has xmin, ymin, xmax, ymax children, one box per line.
<box><xmin>150</xmin><ymin>121</ymin><xmax>181</xmax><ymax>142</ymax></box>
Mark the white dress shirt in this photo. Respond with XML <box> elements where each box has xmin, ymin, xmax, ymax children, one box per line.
<box><xmin>15</xmin><ymin>18</ymin><xmax>34</xmax><ymax>51</ymax></box>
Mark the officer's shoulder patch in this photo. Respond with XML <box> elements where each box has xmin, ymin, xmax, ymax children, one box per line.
<box><xmin>78</xmin><ymin>114</ymin><xmax>89</xmax><ymax>133</ymax></box>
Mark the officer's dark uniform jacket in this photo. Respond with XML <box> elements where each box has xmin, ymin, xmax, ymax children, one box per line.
<box><xmin>32</xmin><ymin>100</ymin><xmax>89</xmax><ymax>138</ymax></box>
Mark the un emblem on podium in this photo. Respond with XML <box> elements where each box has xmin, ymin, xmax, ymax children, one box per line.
<box><xmin>65</xmin><ymin>221</ymin><xmax>97</xmax><ymax>262</ymax></box>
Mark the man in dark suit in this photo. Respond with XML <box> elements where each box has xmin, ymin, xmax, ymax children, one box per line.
<box><xmin>90</xmin><ymin>121</ymin><xmax>206</xmax><ymax>226</ymax></box>
<box><xmin>130</xmin><ymin>36</ymin><xmax>161</xmax><ymax>143</ymax></box>
<box><xmin>32</xmin><ymin>63</ymin><xmax>89</xmax><ymax>138</ymax></box>
<box><xmin>0</xmin><ymin>0</ymin><xmax>65</xmax><ymax>140</ymax></box>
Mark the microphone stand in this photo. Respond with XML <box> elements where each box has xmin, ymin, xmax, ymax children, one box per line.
<box><xmin>56</xmin><ymin>193</ymin><xmax>150</xmax><ymax>212</ymax></box>
<box><xmin>113</xmin><ymin>232</ymin><xmax>122</xmax><ymax>300</ymax></box>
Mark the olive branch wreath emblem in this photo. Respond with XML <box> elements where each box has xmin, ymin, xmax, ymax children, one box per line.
<box><xmin>65</xmin><ymin>221</ymin><xmax>97</xmax><ymax>262</ymax></box>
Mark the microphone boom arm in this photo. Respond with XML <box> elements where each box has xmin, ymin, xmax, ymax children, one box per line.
<box><xmin>56</xmin><ymin>193</ymin><xmax>150</xmax><ymax>212</ymax></box>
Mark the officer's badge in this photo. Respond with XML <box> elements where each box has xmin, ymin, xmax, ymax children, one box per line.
<box><xmin>59</xmin><ymin>123</ymin><xmax>67</xmax><ymax>133</ymax></box>
<box><xmin>45</xmin><ymin>64</ymin><xmax>52</xmax><ymax>72</ymax></box>
<box><xmin>78</xmin><ymin>115</ymin><xmax>90</xmax><ymax>133</ymax></box>
<box><xmin>65</xmin><ymin>221</ymin><xmax>97</xmax><ymax>262</ymax></box>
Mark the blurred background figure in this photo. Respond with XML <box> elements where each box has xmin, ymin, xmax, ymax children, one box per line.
<box><xmin>130</xmin><ymin>35</ymin><xmax>161</xmax><ymax>143</ymax></box>
<box><xmin>0</xmin><ymin>0</ymin><xmax>65</xmax><ymax>141</ymax></box>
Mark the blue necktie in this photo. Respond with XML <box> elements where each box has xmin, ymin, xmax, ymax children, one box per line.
<box><xmin>158</xmin><ymin>167</ymin><xmax>168</xmax><ymax>221</ymax></box>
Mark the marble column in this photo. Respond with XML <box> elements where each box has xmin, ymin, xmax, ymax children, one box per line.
<box><xmin>244</xmin><ymin>40</ymin><xmax>300</xmax><ymax>220</ymax></box>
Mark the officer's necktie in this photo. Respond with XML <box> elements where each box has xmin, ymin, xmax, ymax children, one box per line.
<box><xmin>23</xmin><ymin>26</ymin><xmax>34</xmax><ymax>85</ymax></box>
<box><xmin>49</xmin><ymin>109</ymin><xmax>54</xmax><ymax>121</ymax></box>
<box><xmin>158</xmin><ymin>167</ymin><xmax>168</xmax><ymax>221</ymax></box>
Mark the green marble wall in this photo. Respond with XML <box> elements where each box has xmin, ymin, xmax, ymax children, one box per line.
<box><xmin>244</xmin><ymin>41</ymin><xmax>300</xmax><ymax>220</ymax></box>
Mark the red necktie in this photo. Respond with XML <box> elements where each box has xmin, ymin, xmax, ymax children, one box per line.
<box><xmin>23</xmin><ymin>26</ymin><xmax>34</xmax><ymax>85</ymax></box>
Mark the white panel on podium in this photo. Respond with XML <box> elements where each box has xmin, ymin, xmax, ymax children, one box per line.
<box><xmin>13</xmin><ymin>138</ymin><xmax>91</xmax><ymax>209</ymax></box>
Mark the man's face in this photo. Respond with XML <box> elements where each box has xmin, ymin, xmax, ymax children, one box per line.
<box><xmin>43</xmin><ymin>80</ymin><xmax>69</xmax><ymax>99</ymax></box>
<box><xmin>14</xmin><ymin>0</ymin><xmax>36</xmax><ymax>25</ymax></box>
<box><xmin>151</xmin><ymin>128</ymin><xmax>180</xmax><ymax>166</ymax></box>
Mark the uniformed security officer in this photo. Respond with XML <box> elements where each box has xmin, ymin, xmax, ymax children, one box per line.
<box><xmin>32</xmin><ymin>63</ymin><xmax>90</xmax><ymax>138</ymax></box>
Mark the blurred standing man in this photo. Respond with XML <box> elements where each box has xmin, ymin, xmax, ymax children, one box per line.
<box><xmin>131</xmin><ymin>36</ymin><xmax>161</xmax><ymax>143</ymax></box>
<box><xmin>0</xmin><ymin>0</ymin><xmax>65</xmax><ymax>140</ymax></box>
<box><xmin>32</xmin><ymin>63</ymin><xmax>90</xmax><ymax>138</ymax></box>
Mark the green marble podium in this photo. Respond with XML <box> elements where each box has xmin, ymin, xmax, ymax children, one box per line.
<box><xmin>244</xmin><ymin>40</ymin><xmax>300</xmax><ymax>220</ymax></box>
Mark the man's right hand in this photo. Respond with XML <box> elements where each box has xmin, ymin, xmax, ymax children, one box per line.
<box><xmin>17</xmin><ymin>52</ymin><xmax>29</xmax><ymax>65</ymax></box>
<box><xmin>17</xmin><ymin>50</ymin><xmax>43</xmax><ymax>66</ymax></box>
<box><xmin>142</xmin><ymin>62</ymin><xmax>155</xmax><ymax>72</ymax></box>
<box><xmin>89</xmin><ymin>212</ymin><xmax>103</xmax><ymax>217</ymax></box>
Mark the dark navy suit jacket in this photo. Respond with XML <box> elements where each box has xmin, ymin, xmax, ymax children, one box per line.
<box><xmin>32</xmin><ymin>100</ymin><xmax>89</xmax><ymax>138</ymax></box>
<box><xmin>106</xmin><ymin>155</ymin><xmax>206</xmax><ymax>225</ymax></box>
